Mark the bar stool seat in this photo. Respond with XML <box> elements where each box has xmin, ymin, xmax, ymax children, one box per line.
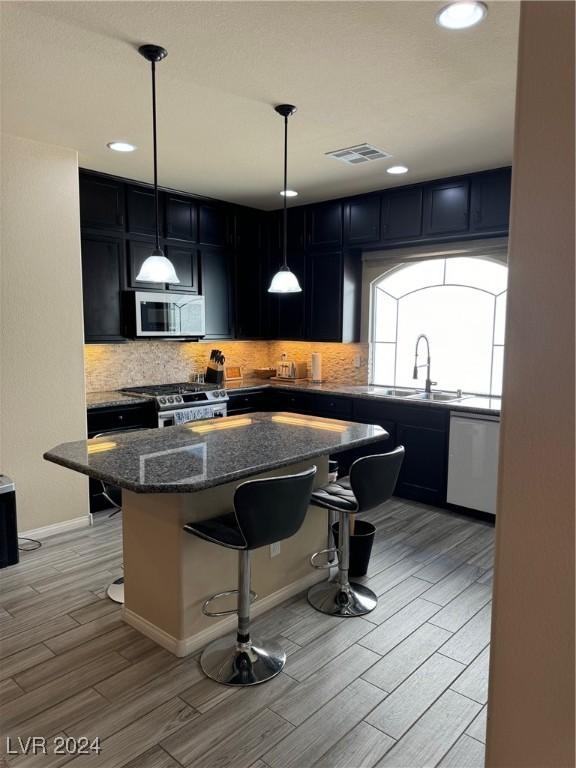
<box><xmin>308</xmin><ymin>446</ymin><xmax>405</xmax><ymax>618</ymax></box>
<box><xmin>184</xmin><ymin>465</ymin><xmax>317</xmax><ymax>686</ymax></box>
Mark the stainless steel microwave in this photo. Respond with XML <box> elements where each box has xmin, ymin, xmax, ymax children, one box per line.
<box><xmin>132</xmin><ymin>291</ymin><xmax>206</xmax><ymax>338</ymax></box>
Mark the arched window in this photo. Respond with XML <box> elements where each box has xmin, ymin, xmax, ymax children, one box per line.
<box><xmin>371</xmin><ymin>257</ymin><xmax>507</xmax><ymax>396</ymax></box>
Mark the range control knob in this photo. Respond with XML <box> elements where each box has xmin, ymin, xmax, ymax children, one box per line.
<box><xmin>159</xmin><ymin>397</ymin><xmax>166</xmax><ymax>404</ymax></box>
<box><xmin>167</xmin><ymin>396</ymin><xmax>174</xmax><ymax>404</ymax></box>
<box><xmin>175</xmin><ymin>395</ymin><xmax>182</xmax><ymax>404</ymax></box>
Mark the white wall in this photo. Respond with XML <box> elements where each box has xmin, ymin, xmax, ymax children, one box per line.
<box><xmin>486</xmin><ymin>2</ymin><xmax>575</xmax><ymax>766</ymax></box>
<box><xmin>1</xmin><ymin>134</ymin><xmax>88</xmax><ymax>533</ymax></box>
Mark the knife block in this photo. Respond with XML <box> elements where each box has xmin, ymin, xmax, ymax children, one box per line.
<box><xmin>205</xmin><ymin>367</ymin><xmax>224</xmax><ymax>385</ymax></box>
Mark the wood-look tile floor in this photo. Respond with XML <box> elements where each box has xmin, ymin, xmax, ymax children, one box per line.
<box><xmin>0</xmin><ymin>499</ymin><xmax>494</xmax><ymax>768</ymax></box>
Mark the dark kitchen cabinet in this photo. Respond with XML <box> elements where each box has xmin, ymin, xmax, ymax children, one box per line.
<box><xmin>382</xmin><ymin>188</ymin><xmax>423</xmax><ymax>241</ymax></box>
<box><xmin>198</xmin><ymin>202</ymin><xmax>230</xmax><ymax>248</ymax></box>
<box><xmin>270</xmin><ymin>207</ymin><xmax>307</xmax><ymax>252</ymax></box>
<box><xmin>306</xmin><ymin>250</ymin><xmax>343</xmax><ymax>342</ymax></box>
<box><xmin>307</xmin><ymin>201</ymin><xmax>343</xmax><ymax>248</ymax></box>
<box><xmin>81</xmin><ymin>234</ymin><xmax>124</xmax><ymax>342</ymax></box>
<box><xmin>126</xmin><ymin>186</ymin><xmax>158</xmax><ymax>236</ymax></box>
<box><xmin>165</xmin><ymin>245</ymin><xmax>199</xmax><ymax>292</ymax></box>
<box><xmin>227</xmin><ymin>391</ymin><xmax>268</xmax><ymax>415</ymax></box>
<box><xmin>470</xmin><ymin>170</ymin><xmax>511</xmax><ymax>233</ymax></box>
<box><xmin>79</xmin><ymin>174</ymin><xmax>124</xmax><ymax>230</ymax></box>
<box><xmin>344</xmin><ymin>196</ymin><xmax>381</xmax><ymax>246</ymax></box>
<box><xmin>127</xmin><ymin>239</ymin><xmax>158</xmax><ymax>290</ymax></box>
<box><xmin>165</xmin><ymin>194</ymin><xmax>197</xmax><ymax>241</ymax></box>
<box><xmin>235</xmin><ymin>251</ymin><xmax>266</xmax><ymax>339</ymax></box>
<box><xmin>234</xmin><ymin>208</ymin><xmax>266</xmax><ymax>251</ymax></box>
<box><xmin>200</xmin><ymin>245</ymin><xmax>234</xmax><ymax>339</ymax></box>
<box><xmin>423</xmin><ymin>180</ymin><xmax>470</xmax><ymax>236</ymax></box>
<box><xmin>274</xmin><ymin>250</ymin><xmax>307</xmax><ymax>339</ymax></box>
<box><xmin>395</xmin><ymin>407</ymin><xmax>449</xmax><ymax>506</ymax></box>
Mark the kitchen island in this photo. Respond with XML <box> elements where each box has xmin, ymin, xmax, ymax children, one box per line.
<box><xmin>45</xmin><ymin>412</ymin><xmax>387</xmax><ymax>655</ymax></box>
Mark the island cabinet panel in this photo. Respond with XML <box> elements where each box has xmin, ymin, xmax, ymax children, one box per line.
<box><xmin>381</xmin><ymin>188</ymin><xmax>423</xmax><ymax>241</ymax></box>
<box><xmin>307</xmin><ymin>201</ymin><xmax>343</xmax><ymax>248</ymax></box>
<box><xmin>470</xmin><ymin>169</ymin><xmax>512</xmax><ymax>233</ymax></box>
<box><xmin>80</xmin><ymin>174</ymin><xmax>125</xmax><ymax>231</ymax></box>
<box><xmin>126</xmin><ymin>185</ymin><xmax>158</xmax><ymax>236</ymax></box>
<box><xmin>165</xmin><ymin>194</ymin><xmax>197</xmax><ymax>241</ymax></box>
<box><xmin>344</xmin><ymin>196</ymin><xmax>381</xmax><ymax>246</ymax></box>
<box><xmin>81</xmin><ymin>234</ymin><xmax>125</xmax><ymax>342</ymax></box>
<box><xmin>198</xmin><ymin>201</ymin><xmax>231</xmax><ymax>247</ymax></box>
<box><xmin>422</xmin><ymin>180</ymin><xmax>470</xmax><ymax>237</ymax></box>
<box><xmin>200</xmin><ymin>245</ymin><xmax>235</xmax><ymax>339</ymax></box>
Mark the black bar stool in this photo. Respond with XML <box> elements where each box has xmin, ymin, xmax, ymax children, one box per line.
<box><xmin>183</xmin><ymin>465</ymin><xmax>317</xmax><ymax>686</ymax></box>
<box><xmin>308</xmin><ymin>447</ymin><xmax>405</xmax><ymax>617</ymax></box>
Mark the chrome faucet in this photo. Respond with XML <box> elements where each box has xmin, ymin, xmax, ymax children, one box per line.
<box><xmin>413</xmin><ymin>334</ymin><xmax>436</xmax><ymax>394</ymax></box>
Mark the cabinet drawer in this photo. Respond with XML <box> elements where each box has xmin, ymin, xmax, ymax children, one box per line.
<box><xmin>310</xmin><ymin>394</ymin><xmax>352</xmax><ymax>419</ymax></box>
<box><xmin>227</xmin><ymin>392</ymin><xmax>266</xmax><ymax>414</ymax></box>
<box><xmin>87</xmin><ymin>404</ymin><xmax>155</xmax><ymax>437</ymax></box>
<box><xmin>271</xmin><ymin>391</ymin><xmax>313</xmax><ymax>414</ymax></box>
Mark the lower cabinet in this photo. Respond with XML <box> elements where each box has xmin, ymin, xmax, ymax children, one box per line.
<box><xmin>395</xmin><ymin>416</ymin><xmax>448</xmax><ymax>506</ymax></box>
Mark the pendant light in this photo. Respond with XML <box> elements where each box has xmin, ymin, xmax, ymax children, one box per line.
<box><xmin>268</xmin><ymin>104</ymin><xmax>302</xmax><ymax>293</ymax></box>
<box><xmin>135</xmin><ymin>44</ymin><xmax>180</xmax><ymax>284</ymax></box>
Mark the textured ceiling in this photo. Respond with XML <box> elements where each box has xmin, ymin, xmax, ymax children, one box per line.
<box><xmin>0</xmin><ymin>1</ymin><xmax>519</xmax><ymax>210</ymax></box>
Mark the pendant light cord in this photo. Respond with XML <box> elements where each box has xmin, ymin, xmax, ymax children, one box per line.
<box><xmin>282</xmin><ymin>114</ymin><xmax>288</xmax><ymax>269</ymax></box>
<box><xmin>151</xmin><ymin>60</ymin><xmax>160</xmax><ymax>250</ymax></box>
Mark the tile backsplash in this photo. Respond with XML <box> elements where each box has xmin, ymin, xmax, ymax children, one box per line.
<box><xmin>84</xmin><ymin>340</ymin><xmax>369</xmax><ymax>392</ymax></box>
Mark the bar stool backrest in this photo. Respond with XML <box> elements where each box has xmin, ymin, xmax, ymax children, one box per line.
<box><xmin>349</xmin><ymin>446</ymin><xmax>405</xmax><ymax>513</ymax></box>
<box><xmin>233</xmin><ymin>466</ymin><xmax>317</xmax><ymax>550</ymax></box>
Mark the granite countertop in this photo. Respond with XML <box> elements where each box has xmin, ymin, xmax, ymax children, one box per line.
<box><xmin>86</xmin><ymin>391</ymin><xmax>151</xmax><ymax>409</ymax></box>
<box><xmin>45</xmin><ymin>412</ymin><xmax>387</xmax><ymax>494</ymax></box>
<box><xmin>86</xmin><ymin>380</ymin><xmax>501</xmax><ymax>416</ymax></box>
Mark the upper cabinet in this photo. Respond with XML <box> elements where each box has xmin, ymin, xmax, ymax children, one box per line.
<box><xmin>344</xmin><ymin>196</ymin><xmax>381</xmax><ymax>246</ymax></box>
<box><xmin>200</xmin><ymin>245</ymin><xmax>234</xmax><ymax>339</ymax></box>
<box><xmin>198</xmin><ymin>201</ymin><xmax>231</xmax><ymax>247</ymax></box>
<box><xmin>79</xmin><ymin>174</ymin><xmax>124</xmax><ymax>230</ymax></box>
<box><xmin>126</xmin><ymin>185</ymin><xmax>158</xmax><ymax>236</ymax></box>
<box><xmin>422</xmin><ymin>179</ymin><xmax>470</xmax><ymax>236</ymax></box>
<box><xmin>81</xmin><ymin>234</ymin><xmax>124</xmax><ymax>342</ymax></box>
<box><xmin>307</xmin><ymin>201</ymin><xmax>343</xmax><ymax>248</ymax></box>
<box><xmin>382</xmin><ymin>188</ymin><xmax>423</xmax><ymax>241</ymax></box>
<box><xmin>470</xmin><ymin>169</ymin><xmax>511</xmax><ymax>234</ymax></box>
<box><xmin>165</xmin><ymin>195</ymin><xmax>197</xmax><ymax>241</ymax></box>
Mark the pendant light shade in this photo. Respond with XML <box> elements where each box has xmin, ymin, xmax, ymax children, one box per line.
<box><xmin>136</xmin><ymin>44</ymin><xmax>180</xmax><ymax>285</ymax></box>
<box><xmin>268</xmin><ymin>104</ymin><xmax>301</xmax><ymax>294</ymax></box>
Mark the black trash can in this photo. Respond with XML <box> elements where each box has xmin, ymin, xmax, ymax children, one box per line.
<box><xmin>332</xmin><ymin>519</ymin><xmax>376</xmax><ymax>578</ymax></box>
<box><xmin>0</xmin><ymin>475</ymin><xmax>19</xmax><ymax>568</ymax></box>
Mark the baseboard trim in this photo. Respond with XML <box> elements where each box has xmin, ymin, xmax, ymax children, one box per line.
<box><xmin>20</xmin><ymin>515</ymin><xmax>92</xmax><ymax>540</ymax></box>
<box><xmin>122</xmin><ymin>569</ymin><xmax>325</xmax><ymax>657</ymax></box>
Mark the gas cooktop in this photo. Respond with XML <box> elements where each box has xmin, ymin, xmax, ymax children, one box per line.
<box><xmin>120</xmin><ymin>382</ymin><xmax>228</xmax><ymax>410</ymax></box>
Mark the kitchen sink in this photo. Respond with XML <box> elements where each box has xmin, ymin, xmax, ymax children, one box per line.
<box><xmin>377</xmin><ymin>388</ymin><xmax>418</xmax><ymax>398</ymax></box>
<box><xmin>407</xmin><ymin>392</ymin><xmax>468</xmax><ymax>402</ymax></box>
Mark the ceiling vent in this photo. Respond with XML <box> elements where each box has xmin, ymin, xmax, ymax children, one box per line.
<box><xmin>325</xmin><ymin>143</ymin><xmax>391</xmax><ymax>165</ymax></box>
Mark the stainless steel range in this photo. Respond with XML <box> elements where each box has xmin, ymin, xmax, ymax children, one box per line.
<box><xmin>121</xmin><ymin>382</ymin><xmax>228</xmax><ymax>427</ymax></box>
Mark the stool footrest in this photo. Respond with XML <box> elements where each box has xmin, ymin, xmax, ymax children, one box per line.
<box><xmin>202</xmin><ymin>588</ymin><xmax>257</xmax><ymax>617</ymax></box>
<box><xmin>310</xmin><ymin>548</ymin><xmax>338</xmax><ymax>570</ymax></box>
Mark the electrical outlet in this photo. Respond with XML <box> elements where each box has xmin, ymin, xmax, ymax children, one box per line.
<box><xmin>270</xmin><ymin>542</ymin><xmax>281</xmax><ymax>558</ymax></box>
<box><xmin>354</xmin><ymin>354</ymin><xmax>362</xmax><ymax>368</ymax></box>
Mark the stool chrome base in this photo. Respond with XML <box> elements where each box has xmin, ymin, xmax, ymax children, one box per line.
<box><xmin>307</xmin><ymin>580</ymin><xmax>377</xmax><ymax>617</ymax></box>
<box><xmin>200</xmin><ymin>634</ymin><xmax>286</xmax><ymax>686</ymax></box>
<box><xmin>106</xmin><ymin>576</ymin><xmax>125</xmax><ymax>604</ymax></box>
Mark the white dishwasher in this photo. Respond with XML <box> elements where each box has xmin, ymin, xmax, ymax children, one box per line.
<box><xmin>447</xmin><ymin>412</ymin><xmax>500</xmax><ymax>515</ymax></box>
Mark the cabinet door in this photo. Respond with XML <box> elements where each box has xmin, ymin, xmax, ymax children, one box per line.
<box><xmin>79</xmin><ymin>174</ymin><xmax>124</xmax><ymax>230</ymax></box>
<box><xmin>396</xmin><ymin>421</ymin><xmax>448</xmax><ymax>505</ymax></box>
<box><xmin>382</xmin><ymin>188</ymin><xmax>423</xmax><ymax>241</ymax></box>
<box><xmin>127</xmin><ymin>240</ymin><xmax>159</xmax><ymax>290</ymax></box>
<box><xmin>234</xmin><ymin>208</ymin><xmax>266</xmax><ymax>251</ymax></box>
<box><xmin>307</xmin><ymin>201</ymin><xmax>343</xmax><ymax>248</ymax></box>
<box><xmin>126</xmin><ymin>186</ymin><xmax>157</xmax><ymax>236</ymax></box>
<box><xmin>271</xmin><ymin>208</ymin><xmax>307</xmax><ymax>252</ymax></box>
<box><xmin>81</xmin><ymin>235</ymin><xmax>124</xmax><ymax>342</ymax></box>
<box><xmin>235</xmin><ymin>251</ymin><xmax>264</xmax><ymax>339</ymax></box>
<box><xmin>345</xmin><ymin>196</ymin><xmax>381</xmax><ymax>245</ymax></box>
<box><xmin>200</xmin><ymin>246</ymin><xmax>234</xmax><ymax>338</ymax></box>
<box><xmin>423</xmin><ymin>180</ymin><xmax>470</xmax><ymax>236</ymax></box>
<box><xmin>198</xmin><ymin>202</ymin><xmax>230</xmax><ymax>247</ymax></box>
<box><xmin>306</xmin><ymin>250</ymin><xmax>343</xmax><ymax>341</ymax></box>
<box><xmin>275</xmin><ymin>251</ymin><xmax>307</xmax><ymax>339</ymax></box>
<box><xmin>165</xmin><ymin>194</ymin><xmax>197</xmax><ymax>241</ymax></box>
<box><xmin>470</xmin><ymin>170</ymin><xmax>511</xmax><ymax>233</ymax></box>
<box><xmin>165</xmin><ymin>245</ymin><xmax>199</xmax><ymax>292</ymax></box>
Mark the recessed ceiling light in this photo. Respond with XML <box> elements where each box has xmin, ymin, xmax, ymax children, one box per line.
<box><xmin>387</xmin><ymin>165</ymin><xmax>409</xmax><ymax>175</ymax></box>
<box><xmin>436</xmin><ymin>1</ymin><xmax>487</xmax><ymax>30</ymax></box>
<box><xmin>280</xmin><ymin>190</ymin><xmax>298</xmax><ymax>197</ymax></box>
<box><xmin>107</xmin><ymin>141</ymin><xmax>137</xmax><ymax>152</ymax></box>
